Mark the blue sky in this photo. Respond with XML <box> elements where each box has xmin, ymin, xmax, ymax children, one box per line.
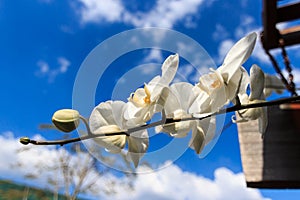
<box><xmin>1</xmin><ymin>0</ymin><xmax>300</xmax><ymax>199</ymax></box>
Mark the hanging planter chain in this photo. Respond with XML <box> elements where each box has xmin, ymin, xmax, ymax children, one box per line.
<box><xmin>262</xmin><ymin>30</ymin><xmax>298</xmax><ymax>96</ymax></box>
<box><xmin>279</xmin><ymin>37</ymin><xmax>297</xmax><ymax>96</ymax></box>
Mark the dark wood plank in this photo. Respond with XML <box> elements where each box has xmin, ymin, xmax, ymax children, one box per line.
<box><xmin>237</xmin><ymin>105</ymin><xmax>300</xmax><ymax>188</ymax></box>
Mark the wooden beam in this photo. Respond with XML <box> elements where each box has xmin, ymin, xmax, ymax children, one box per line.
<box><xmin>261</xmin><ymin>0</ymin><xmax>278</xmax><ymax>50</ymax></box>
<box><xmin>277</xmin><ymin>2</ymin><xmax>300</xmax><ymax>23</ymax></box>
<box><xmin>281</xmin><ymin>28</ymin><xmax>300</xmax><ymax>48</ymax></box>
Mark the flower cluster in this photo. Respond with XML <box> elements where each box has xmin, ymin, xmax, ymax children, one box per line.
<box><xmin>52</xmin><ymin>32</ymin><xmax>269</xmax><ymax>167</ymax></box>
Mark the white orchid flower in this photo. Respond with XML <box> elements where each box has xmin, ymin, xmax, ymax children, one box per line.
<box><xmin>89</xmin><ymin>101</ymin><xmax>149</xmax><ymax>167</ymax></box>
<box><xmin>125</xmin><ymin>54</ymin><xmax>179</xmax><ymax>126</ymax></box>
<box><xmin>155</xmin><ymin>82</ymin><xmax>216</xmax><ymax>154</ymax></box>
<box><xmin>189</xmin><ymin>32</ymin><xmax>257</xmax><ymax>115</ymax></box>
<box><xmin>234</xmin><ymin>64</ymin><xmax>268</xmax><ymax>137</ymax></box>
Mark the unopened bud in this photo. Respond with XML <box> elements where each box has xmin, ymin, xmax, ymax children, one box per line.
<box><xmin>20</xmin><ymin>137</ymin><xmax>30</xmax><ymax>145</ymax></box>
<box><xmin>52</xmin><ymin>109</ymin><xmax>80</xmax><ymax>133</ymax></box>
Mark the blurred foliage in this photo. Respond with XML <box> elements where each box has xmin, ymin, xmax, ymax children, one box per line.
<box><xmin>0</xmin><ymin>179</ymin><xmax>81</xmax><ymax>200</ymax></box>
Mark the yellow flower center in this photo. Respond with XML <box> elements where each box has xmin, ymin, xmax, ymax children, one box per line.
<box><xmin>210</xmin><ymin>79</ymin><xmax>221</xmax><ymax>89</ymax></box>
<box><xmin>143</xmin><ymin>85</ymin><xmax>151</xmax><ymax>105</ymax></box>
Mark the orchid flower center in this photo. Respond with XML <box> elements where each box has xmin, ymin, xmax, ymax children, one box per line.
<box><xmin>143</xmin><ymin>85</ymin><xmax>151</xmax><ymax>105</ymax></box>
<box><xmin>198</xmin><ymin>72</ymin><xmax>223</xmax><ymax>95</ymax></box>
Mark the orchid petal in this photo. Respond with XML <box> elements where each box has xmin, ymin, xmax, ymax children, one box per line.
<box><xmin>160</xmin><ymin>53</ymin><xmax>179</xmax><ymax>85</ymax></box>
<box><xmin>164</xmin><ymin>82</ymin><xmax>196</xmax><ymax>116</ymax></box>
<box><xmin>90</xmin><ymin>101</ymin><xmax>127</xmax><ymax>153</ymax></box>
<box><xmin>90</xmin><ymin>101</ymin><xmax>116</xmax><ymax>126</ymax></box>
<box><xmin>189</xmin><ymin>124</ymin><xmax>205</xmax><ymax>154</ymax></box>
<box><xmin>127</xmin><ymin>130</ymin><xmax>149</xmax><ymax>167</ymax></box>
<box><xmin>249</xmin><ymin>64</ymin><xmax>265</xmax><ymax>100</ymax></box>
<box><xmin>218</xmin><ymin>32</ymin><xmax>257</xmax><ymax>83</ymax></box>
<box><xmin>111</xmin><ymin>101</ymin><xmax>127</xmax><ymax>128</ymax></box>
<box><xmin>259</xmin><ymin>106</ymin><xmax>268</xmax><ymax>138</ymax></box>
<box><xmin>199</xmin><ymin>117</ymin><xmax>216</xmax><ymax>145</ymax></box>
<box><xmin>225</xmin><ymin>67</ymin><xmax>243</xmax><ymax>102</ymax></box>
<box><xmin>189</xmin><ymin>88</ymin><xmax>211</xmax><ymax>115</ymax></box>
<box><xmin>159</xmin><ymin>120</ymin><xmax>194</xmax><ymax>138</ymax></box>
<box><xmin>124</xmin><ymin>102</ymin><xmax>151</xmax><ymax>126</ymax></box>
<box><xmin>198</xmin><ymin>117</ymin><xmax>219</xmax><ymax>158</ymax></box>
<box><xmin>93</xmin><ymin>125</ymin><xmax>126</xmax><ymax>153</ymax></box>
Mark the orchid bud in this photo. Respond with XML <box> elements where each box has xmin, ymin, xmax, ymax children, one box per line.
<box><xmin>52</xmin><ymin>109</ymin><xmax>80</xmax><ymax>133</ymax></box>
<box><xmin>20</xmin><ymin>137</ymin><xmax>30</xmax><ymax>145</ymax></box>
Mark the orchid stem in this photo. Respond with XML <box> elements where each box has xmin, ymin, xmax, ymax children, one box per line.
<box><xmin>20</xmin><ymin>95</ymin><xmax>300</xmax><ymax>146</ymax></box>
<box><xmin>79</xmin><ymin>115</ymin><xmax>93</xmax><ymax>135</ymax></box>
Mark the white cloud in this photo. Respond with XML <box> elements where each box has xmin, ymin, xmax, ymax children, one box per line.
<box><xmin>212</xmin><ymin>24</ymin><xmax>229</xmax><ymax>41</ymax></box>
<box><xmin>143</xmin><ymin>49</ymin><xmax>163</xmax><ymax>63</ymax></box>
<box><xmin>76</xmin><ymin>0</ymin><xmax>206</xmax><ymax>28</ymax></box>
<box><xmin>108</xmin><ymin>162</ymin><xmax>269</xmax><ymax>200</ymax></box>
<box><xmin>0</xmin><ymin>132</ymin><xmax>269</xmax><ymax>200</ymax></box>
<box><xmin>77</xmin><ymin>0</ymin><xmax>124</xmax><ymax>23</ymax></box>
<box><xmin>58</xmin><ymin>57</ymin><xmax>71</xmax><ymax>73</ymax></box>
<box><xmin>234</xmin><ymin>15</ymin><xmax>257</xmax><ymax>39</ymax></box>
<box><xmin>0</xmin><ymin>132</ymin><xmax>130</xmax><ymax>197</ymax></box>
<box><xmin>35</xmin><ymin>57</ymin><xmax>71</xmax><ymax>83</ymax></box>
<box><xmin>124</xmin><ymin>0</ymin><xmax>204</xmax><ymax>28</ymax></box>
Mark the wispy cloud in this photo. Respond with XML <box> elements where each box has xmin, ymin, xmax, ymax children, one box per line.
<box><xmin>212</xmin><ymin>24</ymin><xmax>229</xmax><ymax>41</ymax></box>
<box><xmin>143</xmin><ymin>49</ymin><xmax>163</xmax><ymax>63</ymax></box>
<box><xmin>77</xmin><ymin>0</ymin><xmax>124</xmax><ymax>23</ymax></box>
<box><xmin>215</xmin><ymin>14</ymin><xmax>268</xmax><ymax>65</ymax></box>
<box><xmin>0</xmin><ymin>132</ymin><xmax>269</xmax><ymax>200</ymax></box>
<box><xmin>76</xmin><ymin>0</ymin><xmax>207</xmax><ymax>28</ymax></box>
<box><xmin>35</xmin><ymin>57</ymin><xmax>71</xmax><ymax>83</ymax></box>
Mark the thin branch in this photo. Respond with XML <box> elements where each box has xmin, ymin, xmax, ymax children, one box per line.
<box><xmin>21</xmin><ymin>95</ymin><xmax>300</xmax><ymax>146</ymax></box>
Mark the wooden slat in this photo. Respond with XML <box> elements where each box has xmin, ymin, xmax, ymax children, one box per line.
<box><xmin>261</xmin><ymin>0</ymin><xmax>300</xmax><ymax>49</ymax></box>
<box><xmin>237</xmin><ymin>105</ymin><xmax>300</xmax><ymax>188</ymax></box>
<box><xmin>277</xmin><ymin>2</ymin><xmax>300</xmax><ymax>23</ymax></box>
<box><xmin>261</xmin><ymin>0</ymin><xmax>278</xmax><ymax>50</ymax></box>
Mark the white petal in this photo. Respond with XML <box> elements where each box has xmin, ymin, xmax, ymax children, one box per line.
<box><xmin>124</xmin><ymin>102</ymin><xmax>150</xmax><ymax>127</ymax></box>
<box><xmin>218</xmin><ymin>32</ymin><xmax>257</xmax><ymax>83</ymax></box>
<box><xmin>154</xmin><ymin>87</ymin><xmax>169</xmax><ymax>108</ymax></box>
<box><xmin>128</xmin><ymin>88</ymin><xmax>148</xmax><ymax>107</ymax></box>
<box><xmin>160</xmin><ymin>120</ymin><xmax>193</xmax><ymax>138</ymax></box>
<box><xmin>90</xmin><ymin>101</ymin><xmax>115</xmax><ymax>127</ymax></box>
<box><xmin>93</xmin><ymin>125</ymin><xmax>126</xmax><ymax>153</ymax></box>
<box><xmin>164</xmin><ymin>82</ymin><xmax>196</xmax><ymax>116</ymax></box>
<box><xmin>161</xmin><ymin>54</ymin><xmax>179</xmax><ymax>85</ymax></box>
<box><xmin>189</xmin><ymin>124</ymin><xmax>205</xmax><ymax>154</ymax></box>
<box><xmin>225</xmin><ymin>67</ymin><xmax>243</xmax><ymax>101</ymax></box>
<box><xmin>111</xmin><ymin>101</ymin><xmax>127</xmax><ymax>129</ymax></box>
<box><xmin>198</xmin><ymin>117</ymin><xmax>219</xmax><ymax>158</ymax></box>
<box><xmin>235</xmin><ymin>67</ymin><xmax>250</xmax><ymax>102</ymax></box>
<box><xmin>89</xmin><ymin>101</ymin><xmax>127</xmax><ymax>153</ymax></box>
<box><xmin>127</xmin><ymin>130</ymin><xmax>149</xmax><ymax>167</ymax></box>
<box><xmin>209</xmin><ymin>84</ymin><xmax>227</xmax><ymax>112</ymax></box>
<box><xmin>189</xmin><ymin>88</ymin><xmax>211</xmax><ymax>115</ymax></box>
<box><xmin>199</xmin><ymin>117</ymin><xmax>216</xmax><ymax>144</ymax></box>
<box><xmin>259</xmin><ymin>107</ymin><xmax>268</xmax><ymax>138</ymax></box>
<box><xmin>249</xmin><ymin>64</ymin><xmax>265</xmax><ymax>100</ymax></box>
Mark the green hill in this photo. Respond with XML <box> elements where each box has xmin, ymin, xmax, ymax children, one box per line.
<box><xmin>0</xmin><ymin>179</ymin><xmax>70</xmax><ymax>200</ymax></box>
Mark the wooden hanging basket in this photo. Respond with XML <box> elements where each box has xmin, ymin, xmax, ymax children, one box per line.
<box><xmin>237</xmin><ymin>104</ymin><xmax>300</xmax><ymax>188</ymax></box>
